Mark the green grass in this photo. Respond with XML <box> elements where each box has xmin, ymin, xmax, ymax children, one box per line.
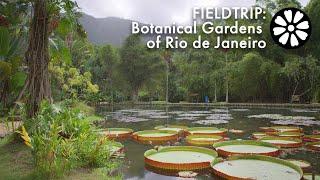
<box><xmin>0</xmin><ymin>136</ymin><xmax>34</xmax><ymax>180</ymax></box>
<box><xmin>71</xmin><ymin>101</ymin><xmax>95</xmax><ymax>115</ymax></box>
<box><xmin>84</xmin><ymin>115</ymin><xmax>104</xmax><ymax>122</ymax></box>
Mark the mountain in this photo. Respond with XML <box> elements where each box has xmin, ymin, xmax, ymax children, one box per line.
<box><xmin>79</xmin><ymin>14</ymin><xmax>140</xmax><ymax>46</ymax></box>
<box><xmin>79</xmin><ymin>14</ymin><xmax>132</xmax><ymax>46</ymax></box>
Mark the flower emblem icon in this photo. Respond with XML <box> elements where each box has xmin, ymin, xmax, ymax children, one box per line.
<box><xmin>270</xmin><ymin>8</ymin><xmax>311</xmax><ymax>49</ymax></box>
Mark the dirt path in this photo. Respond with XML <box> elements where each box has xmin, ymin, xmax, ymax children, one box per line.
<box><xmin>0</xmin><ymin>121</ymin><xmax>22</xmax><ymax>138</ymax></box>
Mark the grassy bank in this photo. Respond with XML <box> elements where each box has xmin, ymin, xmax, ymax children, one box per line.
<box><xmin>0</xmin><ymin>136</ymin><xmax>34</xmax><ymax>180</ymax></box>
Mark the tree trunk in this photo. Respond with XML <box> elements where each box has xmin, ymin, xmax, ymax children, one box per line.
<box><xmin>0</xmin><ymin>80</ymin><xmax>9</xmax><ymax>109</ymax></box>
<box><xmin>25</xmin><ymin>0</ymin><xmax>51</xmax><ymax>118</ymax></box>
<box><xmin>214</xmin><ymin>80</ymin><xmax>217</xmax><ymax>102</ymax></box>
<box><xmin>132</xmin><ymin>88</ymin><xmax>139</xmax><ymax>102</ymax></box>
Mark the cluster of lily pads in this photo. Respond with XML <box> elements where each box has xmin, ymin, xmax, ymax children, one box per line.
<box><xmin>97</xmin><ymin>125</ymin><xmax>320</xmax><ymax>179</ymax></box>
<box><xmin>193</xmin><ymin>113</ymin><xmax>233</xmax><ymax>125</ymax></box>
<box><xmin>111</xmin><ymin>109</ymin><xmax>168</xmax><ymax>122</ymax></box>
<box><xmin>109</xmin><ymin>108</ymin><xmax>237</xmax><ymax>125</ymax></box>
<box><xmin>248</xmin><ymin>114</ymin><xmax>319</xmax><ymax>126</ymax></box>
<box><xmin>291</xmin><ymin>109</ymin><xmax>319</xmax><ymax>113</ymax></box>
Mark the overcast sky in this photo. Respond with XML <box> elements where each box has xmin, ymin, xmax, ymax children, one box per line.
<box><xmin>75</xmin><ymin>0</ymin><xmax>310</xmax><ymax>25</ymax></box>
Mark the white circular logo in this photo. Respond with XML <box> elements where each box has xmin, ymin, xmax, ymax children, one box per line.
<box><xmin>270</xmin><ymin>8</ymin><xmax>312</xmax><ymax>49</ymax></box>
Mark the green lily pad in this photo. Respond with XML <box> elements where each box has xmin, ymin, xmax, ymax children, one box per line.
<box><xmin>186</xmin><ymin>135</ymin><xmax>223</xmax><ymax>146</ymax></box>
<box><xmin>186</xmin><ymin>127</ymin><xmax>227</xmax><ymax>135</ymax></box>
<box><xmin>213</xmin><ymin>140</ymin><xmax>280</xmax><ymax>157</ymax></box>
<box><xmin>286</xmin><ymin>159</ymin><xmax>311</xmax><ymax>171</ymax></box>
<box><xmin>211</xmin><ymin>155</ymin><xmax>303</xmax><ymax>180</ymax></box>
<box><xmin>145</xmin><ymin>146</ymin><xmax>217</xmax><ymax>171</ymax></box>
<box><xmin>154</xmin><ymin>125</ymin><xmax>188</xmax><ymax>132</ymax></box>
<box><xmin>259</xmin><ymin>136</ymin><xmax>303</xmax><ymax>148</ymax></box>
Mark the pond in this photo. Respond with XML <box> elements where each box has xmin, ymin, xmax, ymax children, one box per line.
<box><xmin>96</xmin><ymin>105</ymin><xmax>320</xmax><ymax>179</ymax></box>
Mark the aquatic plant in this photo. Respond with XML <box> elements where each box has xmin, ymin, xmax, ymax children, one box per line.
<box><xmin>213</xmin><ymin>140</ymin><xmax>280</xmax><ymax>157</ymax></box>
<box><xmin>193</xmin><ymin>120</ymin><xmax>229</xmax><ymax>125</ymax></box>
<box><xmin>97</xmin><ymin>128</ymin><xmax>133</xmax><ymax>140</ymax></box>
<box><xmin>230</xmin><ymin>109</ymin><xmax>249</xmax><ymax>111</ymax></box>
<box><xmin>211</xmin><ymin>155</ymin><xmax>303</xmax><ymax>179</ymax></box>
<box><xmin>133</xmin><ymin>130</ymin><xmax>178</xmax><ymax>144</ymax></box>
<box><xmin>144</xmin><ymin>146</ymin><xmax>218</xmax><ymax>171</ymax></box>
<box><xmin>291</xmin><ymin>109</ymin><xmax>318</xmax><ymax>113</ymax></box>
<box><xmin>248</xmin><ymin>114</ymin><xmax>315</xmax><ymax>120</ymax></box>
<box><xmin>206</xmin><ymin>114</ymin><xmax>233</xmax><ymax>120</ymax></box>
<box><xmin>271</xmin><ymin>119</ymin><xmax>320</xmax><ymax>126</ymax></box>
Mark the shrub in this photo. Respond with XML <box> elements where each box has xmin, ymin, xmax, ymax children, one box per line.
<box><xmin>21</xmin><ymin>101</ymin><xmax>120</xmax><ymax>178</ymax></box>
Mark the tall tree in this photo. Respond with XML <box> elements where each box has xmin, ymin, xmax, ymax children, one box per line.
<box><xmin>305</xmin><ymin>0</ymin><xmax>320</xmax><ymax>60</ymax></box>
<box><xmin>91</xmin><ymin>44</ymin><xmax>119</xmax><ymax>92</ymax></box>
<box><xmin>119</xmin><ymin>35</ymin><xmax>165</xmax><ymax>101</ymax></box>
<box><xmin>25</xmin><ymin>0</ymin><xmax>51</xmax><ymax>117</ymax></box>
<box><xmin>25</xmin><ymin>0</ymin><xmax>79</xmax><ymax>117</ymax></box>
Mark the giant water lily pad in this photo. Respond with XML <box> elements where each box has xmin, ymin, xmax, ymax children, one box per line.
<box><xmin>178</xmin><ymin>113</ymin><xmax>208</xmax><ymax>117</ymax></box>
<box><xmin>213</xmin><ymin>140</ymin><xmax>280</xmax><ymax>157</ymax></box>
<box><xmin>230</xmin><ymin>109</ymin><xmax>249</xmax><ymax>112</ymax></box>
<box><xmin>303</xmin><ymin>135</ymin><xmax>320</xmax><ymax>142</ymax></box>
<box><xmin>248</xmin><ymin>114</ymin><xmax>315</xmax><ymax>121</ymax></box>
<box><xmin>137</xmin><ymin>110</ymin><xmax>166</xmax><ymax>117</ymax></box>
<box><xmin>117</xmin><ymin>109</ymin><xmax>141</xmax><ymax>113</ymax></box>
<box><xmin>98</xmin><ymin>128</ymin><xmax>133</xmax><ymax>139</ymax></box>
<box><xmin>154</xmin><ymin>125</ymin><xmax>187</xmax><ymax>133</ymax></box>
<box><xmin>186</xmin><ymin>135</ymin><xmax>224</xmax><ymax>146</ymax></box>
<box><xmin>193</xmin><ymin>119</ymin><xmax>229</xmax><ymax>125</ymax></box>
<box><xmin>186</xmin><ymin>127</ymin><xmax>227</xmax><ymax>136</ymax></box>
<box><xmin>249</xmin><ymin>114</ymin><xmax>318</xmax><ymax>126</ymax></box>
<box><xmin>286</xmin><ymin>159</ymin><xmax>311</xmax><ymax>172</ymax></box>
<box><xmin>189</xmin><ymin>111</ymin><xmax>212</xmax><ymax>114</ymax></box>
<box><xmin>144</xmin><ymin>146</ymin><xmax>217</xmax><ymax>171</ymax></box>
<box><xmin>211</xmin><ymin>155</ymin><xmax>303</xmax><ymax>180</ymax></box>
<box><xmin>249</xmin><ymin>114</ymin><xmax>283</xmax><ymax>119</ymax></box>
<box><xmin>229</xmin><ymin>129</ymin><xmax>244</xmax><ymax>134</ymax></box>
<box><xmin>133</xmin><ymin>130</ymin><xmax>178</xmax><ymax>144</ymax></box>
<box><xmin>168</xmin><ymin>111</ymin><xmax>184</xmax><ymax>115</ymax></box>
<box><xmin>211</xmin><ymin>109</ymin><xmax>229</xmax><ymax>113</ymax></box>
<box><xmin>271</xmin><ymin>119</ymin><xmax>320</xmax><ymax>126</ymax></box>
<box><xmin>176</xmin><ymin>116</ymin><xmax>199</xmax><ymax>121</ymax></box>
<box><xmin>276</xmin><ymin>131</ymin><xmax>304</xmax><ymax>138</ymax></box>
<box><xmin>259</xmin><ymin>136</ymin><xmax>303</xmax><ymax>148</ymax></box>
<box><xmin>206</xmin><ymin>114</ymin><xmax>233</xmax><ymax>120</ymax></box>
<box><xmin>149</xmin><ymin>115</ymin><xmax>170</xmax><ymax>119</ymax></box>
<box><xmin>291</xmin><ymin>109</ymin><xmax>318</xmax><ymax>113</ymax></box>
<box><xmin>260</xmin><ymin>126</ymin><xmax>302</xmax><ymax>133</ymax></box>
<box><xmin>114</xmin><ymin>116</ymin><xmax>150</xmax><ymax>122</ymax></box>
<box><xmin>252</xmin><ymin>132</ymin><xmax>267</xmax><ymax>139</ymax></box>
<box><xmin>305</xmin><ymin>142</ymin><xmax>320</xmax><ymax>151</ymax></box>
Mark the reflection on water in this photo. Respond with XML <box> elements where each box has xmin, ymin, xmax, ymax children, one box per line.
<box><xmin>96</xmin><ymin>105</ymin><xmax>320</xmax><ymax>179</ymax></box>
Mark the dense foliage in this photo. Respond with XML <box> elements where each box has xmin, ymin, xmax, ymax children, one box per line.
<box><xmin>21</xmin><ymin>101</ymin><xmax>120</xmax><ymax>178</ymax></box>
